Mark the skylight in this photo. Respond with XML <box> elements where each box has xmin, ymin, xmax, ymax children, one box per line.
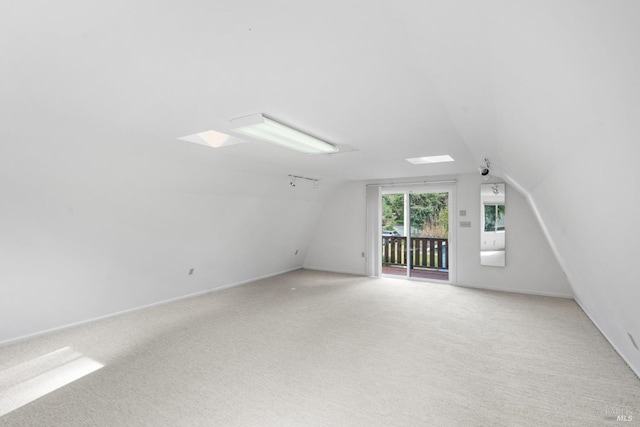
<box><xmin>406</xmin><ymin>155</ymin><xmax>455</xmax><ymax>164</ymax></box>
<box><xmin>178</xmin><ymin>130</ymin><xmax>247</xmax><ymax>148</ymax></box>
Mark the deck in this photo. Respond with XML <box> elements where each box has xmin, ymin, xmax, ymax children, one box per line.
<box><xmin>382</xmin><ymin>266</ymin><xmax>449</xmax><ymax>281</ymax></box>
<box><xmin>382</xmin><ymin>236</ymin><xmax>449</xmax><ymax>281</ymax></box>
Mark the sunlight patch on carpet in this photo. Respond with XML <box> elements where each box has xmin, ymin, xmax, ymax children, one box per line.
<box><xmin>0</xmin><ymin>347</ymin><xmax>103</xmax><ymax>416</ymax></box>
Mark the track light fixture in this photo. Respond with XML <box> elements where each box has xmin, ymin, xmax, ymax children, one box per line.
<box><xmin>288</xmin><ymin>175</ymin><xmax>320</xmax><ymax>189</ymax></box>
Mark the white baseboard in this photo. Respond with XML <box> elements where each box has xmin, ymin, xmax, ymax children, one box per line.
<box><xmin>453</xmin><ymin>282</ymin><xmax>574</xmax><ymax>299</ymax></box>
<box><xmin>573</xmin><ymin>298</ymin><xmax>640</xmax><ymax>381</ymax></box>
<box><xmin>302</xmin><ymin>265</ymin><xmax>366</xmax><ymax>277</ymax></box>
<box><xmin>0</xmin><ymin>267</ymin><xmax>302</xmax><ymax>348</ymax></box>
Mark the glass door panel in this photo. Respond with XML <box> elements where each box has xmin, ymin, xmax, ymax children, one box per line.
<box><xmin>381</xmin><ymin>193</ymin><xmax>406</xmax><ymax>277</ymax></box>
<box><xmin>409</xmin><ymin>192</ymin><xmax>449</xmax><ymax>281</ymax></box>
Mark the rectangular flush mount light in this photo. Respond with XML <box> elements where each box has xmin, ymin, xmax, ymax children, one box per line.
<box><xmin>230</xmin><ymin>113</ymin><xmax>338</xmax><ymax>154</ymax></box>
<box><xmin>406</xmin><ymin>155</ymin><xmax>455</xmax><ymax>164</ymax></box>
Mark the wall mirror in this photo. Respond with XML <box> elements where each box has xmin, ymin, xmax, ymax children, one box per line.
<box><xmin>480</xmin><ymin>183</ymin><xmax>506</xmax><ymax>267</ymax></box>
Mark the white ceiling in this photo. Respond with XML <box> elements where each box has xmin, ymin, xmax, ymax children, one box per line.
<box><xmin>1</xmin><ymin>0</ymin><xmax>493</xmax><ymax>182</ymax></box>
<box><xmin>2</xmin><ymin>0</ymin><xmax>639</xmax><ymax>188</ymax></box>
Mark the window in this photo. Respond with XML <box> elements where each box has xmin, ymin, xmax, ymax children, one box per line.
<box><xmin>484</xmin><ymin>204</ymin><xmax>505</xmax><ymax>232</ymax></box>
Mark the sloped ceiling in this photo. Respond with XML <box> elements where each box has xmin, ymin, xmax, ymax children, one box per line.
<box><xmin>1</xmin><ymin>0</ymin><xmax>479</xmax><ymax>181</ymax></box>
<box><xmin>2</xmin><ymin>1</ymin><xmax>639</xmax><ymax>371</ymax></box>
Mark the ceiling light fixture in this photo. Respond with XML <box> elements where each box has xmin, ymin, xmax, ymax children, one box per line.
<box><xmin>230</xmin><ymin>113</ymin><xmax>338</xmax><ymax>154</ymax></box>
<box><xmin>406</xmin><ymin>155</ymin><xmax>455</xmax><ymax>164</ymax></box>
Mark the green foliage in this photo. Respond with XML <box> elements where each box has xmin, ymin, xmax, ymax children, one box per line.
<box><xmin>382</xmin><ymin>194</ymin><xmax>405</xmax><ymax>230</ymax></box>
<box><xmin>381</xmin><ymin>192</ymin><xmax>449</xmax><ymax>238</ymax></box>
<box><xmin>410</xmin><ymin>193</ymin><xmax>448</xmax><ymax>238</ymax></box>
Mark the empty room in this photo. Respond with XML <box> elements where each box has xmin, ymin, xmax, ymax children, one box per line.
<box><xmin>1</xmin><ymin>1</ymin><xmax>639</xmax><ymax>426</ymax></box>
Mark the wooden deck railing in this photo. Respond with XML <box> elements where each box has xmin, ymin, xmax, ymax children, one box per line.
<box><xmin>382</xmin><ymin>236</ymin><xmax>448</xmax><ymax>270</ymax></box>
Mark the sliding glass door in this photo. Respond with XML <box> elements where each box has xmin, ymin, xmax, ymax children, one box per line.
<box><xmin>381</xmin><ymin>188</ymin><xmax>452</xmax><ymax>282</ymax></box>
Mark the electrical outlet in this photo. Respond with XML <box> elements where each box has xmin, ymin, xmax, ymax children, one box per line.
<box><xmin>459</xmin><ymin>210</ymin><xmax>467</xmax><ymax>217</ymax></box>
<box><xmin>188</xmin><ymin>268</ymin><xmax>194</xmax><ymax>276</ymax></box>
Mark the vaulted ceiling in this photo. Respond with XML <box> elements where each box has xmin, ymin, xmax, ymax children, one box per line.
<box><xmin>2</xmin><ymin>1</ymin><xmax>640</xmax><ymax>372</ymax></box>
<box><xmin>3</xmin><ymin>1</ymin><xmax>638</xmax><ymax>185</ymax></box>
<box><xmin>3</xmin><ymin>1</ymin><xmax>482</xmax><ymax>181</ymax></box>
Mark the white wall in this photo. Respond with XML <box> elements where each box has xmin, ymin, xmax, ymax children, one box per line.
<box><xmin>304</xmin><ymin>174</ymin><xmax>572</xmax><ymax>298</ymax></box>
<box><xmin>304</xmin><ymin>181</ymin><xmax>367</xmax><ymax>275</ymax></box>
<box><xmin>526</xmin><ymin>150</ymin><xmax>640</xmax><ymax>376</ymax></box>
<box><xmin>0</xmin><ymin>129</ymin><xmax>330</xmax><ymax>344</ymax></box>
<box><xmin>455</xmin><ymin>174</ymin><xmax>571</xmax><ymax>297</ymax></box>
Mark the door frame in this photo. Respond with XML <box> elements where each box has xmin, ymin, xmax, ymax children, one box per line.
<box><xmin>379</xmin><ymin>183</ymin><xmax>456</xmax><ymax>284</ymax></box>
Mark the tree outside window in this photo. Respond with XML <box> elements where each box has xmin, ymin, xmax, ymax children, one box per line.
<box><xmin>484</xmin><ymin>204</ymin><xmax>505</xmax><ymax>232</ymax></box>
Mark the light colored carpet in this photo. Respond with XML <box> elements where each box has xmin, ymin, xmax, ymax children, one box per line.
<box><xmin>0</xmin><ymin>269</ymin><xmax>638</xmax><ymax>426</ymax></box>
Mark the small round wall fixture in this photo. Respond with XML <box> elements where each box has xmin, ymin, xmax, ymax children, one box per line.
<box><xmin>479</xmin><ymin>158</ymin><xmax>491</xmax><ymax>181</ymax></box>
